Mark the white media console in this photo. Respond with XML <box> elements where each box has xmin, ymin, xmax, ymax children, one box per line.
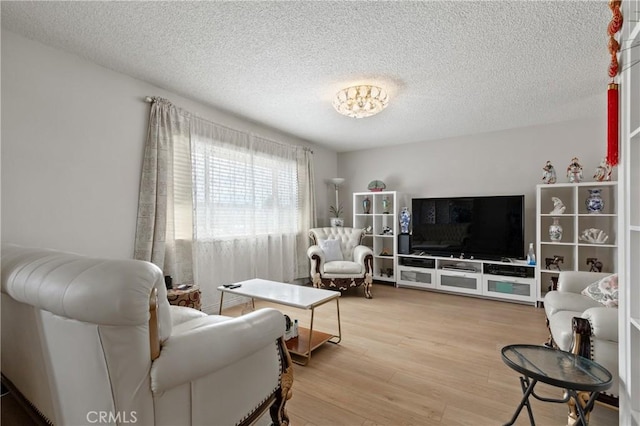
<box><xmin>396</xmin><ymin>254</ymin><xmax>536</xmax><ymax>305</ymax></box>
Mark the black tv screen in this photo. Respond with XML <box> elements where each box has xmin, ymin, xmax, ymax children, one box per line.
<box><xmin>411</xmin><ymin>195</ymin><xmax>525</xmax><ymax>261</ymax></box>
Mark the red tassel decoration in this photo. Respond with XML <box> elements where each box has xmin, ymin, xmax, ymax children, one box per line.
<box><xmin>607</xmin><ymin>83</ymin><xmax>619</xmax><ymax>166</ymax></box>
<box><xmin>606</xmin><ymin>0</ymin><xmax>622</xmax><ymax>166</ymax></box>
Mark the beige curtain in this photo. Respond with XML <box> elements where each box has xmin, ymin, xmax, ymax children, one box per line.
<box><xmin>296</xmin><ymin>147</ymin><xmax>316</xmax><ymax>275</ymax></box>
<box><xmin>190</xmin><ymin>122</ymin><xmax>315</xmax><ymax>311</ymax></box>
<box><xmin>133</xmin><ymin>97</ymin><xmax>194</xmax><ymax>285</ymax></box>
<box><xmin>134</xmin><ymin>98</ymin><xmax>315</xmax><ymax>311</ymax></box>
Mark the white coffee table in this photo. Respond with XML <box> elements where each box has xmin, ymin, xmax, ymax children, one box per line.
<box><xmin>217</xmin><ymin>278</ymin><xmax>341</xmax><ymax>365</ymax></box>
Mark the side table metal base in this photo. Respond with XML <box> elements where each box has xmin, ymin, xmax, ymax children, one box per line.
<box><xmin>504</xmin><ymin>375</ymin><xmax>600</xmax><ymax>426</ymax></box>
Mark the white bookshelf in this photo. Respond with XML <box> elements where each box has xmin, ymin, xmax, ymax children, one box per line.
<box><xmin>536</xmin><ymin>182</ymin><xmax>618</xmax><ymax>302</ymax></box>
<box><xmin>353</xmin><ymin>191</ymin><xmax>398</xmax><ymax>283</ymax></box>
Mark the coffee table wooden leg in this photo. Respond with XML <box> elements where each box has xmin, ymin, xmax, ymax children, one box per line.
<box><xmin>218</xmin><ymin>292</ymin><xmax>224</xmax><ymax>314</ymax></box>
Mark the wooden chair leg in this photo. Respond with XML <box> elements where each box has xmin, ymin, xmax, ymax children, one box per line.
<box><xmin>544</xmin><ymin>316</ymin><xmax>556</xmax><ymax>348</ymax></box>
<box><xmin>270</xmin><ymin>337</ymin><xmax>294</xmax><ymax>426</ymax></box>
<box><xmin>567</xmin><ymin>391</ymin><xmax>591</xmax><ymax>426</ymax></box>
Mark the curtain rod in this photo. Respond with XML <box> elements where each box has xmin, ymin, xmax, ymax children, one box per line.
<box><xmin>143</xmin><ymin>96</ymin><xmax>314</xmax><ymax>154</ymax></box>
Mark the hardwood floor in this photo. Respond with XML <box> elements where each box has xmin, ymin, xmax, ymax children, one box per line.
<box><xmin>250</xmin><ymin>283</ymin><xmax>619</xmax><ymax>426</ymax></box>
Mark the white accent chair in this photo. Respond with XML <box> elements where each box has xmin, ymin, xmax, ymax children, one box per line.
<box><xmin>1</xmin><ymin>244</ymin><xmax>293</xmax><ymax>426</ymax></box>
<box><xmin>307</xmin><ymin>227</ymin><xmax>374</xmax><ymax>298</ymax></box>
<box><xmin>543</xmin><ymin>271</ymin><xmax>618</xmax><ymax>409</ymax></box>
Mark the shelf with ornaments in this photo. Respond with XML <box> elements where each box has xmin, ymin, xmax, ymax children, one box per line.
<box><xmin>353</xmin><ymin>190</ymin><xmax>398</xmax><ymax>284</ymax></box>
<box><xmin>535</xmin><ymin>181</ymin><xmax>618</xmax><ymax>302</ymax></box>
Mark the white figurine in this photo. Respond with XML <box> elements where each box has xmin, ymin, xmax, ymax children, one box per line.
<box><xmin>542</xmin><ymin>160</ymin><xmax>557</xmax><ymax>184</ymax></box>
<box><xmin>549</xmin><ymin>197</ymin><xmax>566</xmax><ymax>215</ymax></box>
<box><xmin>566</xmin><ymin>157</ymin><xmax>583</xmax><ymax>183</ymax></box>
<box><xmin>579</xmin><ymin>228</ymin><xmax>609</xmax><ymax>244</ymax></box>
<box><xmin>593</xmin><ymin>158</ymin><xmax>612</xmax><ymax>182</ymax></box>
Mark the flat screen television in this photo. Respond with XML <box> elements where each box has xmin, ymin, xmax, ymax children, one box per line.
<box><xmin>410</xmin><ymin>195</ymin><xmax>525</xmax><ymax>261</ymax></box>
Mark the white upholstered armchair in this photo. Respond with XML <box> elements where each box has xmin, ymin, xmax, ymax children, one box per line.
<box><xmin>543</xmin><ymin>271</ymin><xmax>618</xmax><ymax>411</ymax></box>
<box><xmin>1</xmin><ymin>244</ymin><xmax>293</xmax><ymax>425</ymax></box>
<box><xmin>307</xmin><ymin>227</ymin><xmax>374</xmax><ymax>298</ymax></box>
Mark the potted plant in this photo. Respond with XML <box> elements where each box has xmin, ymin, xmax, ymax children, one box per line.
<box><xmin>329</xmin><ymin>204</ymin><xmax>344</xmax><ymax>227</ymax></box>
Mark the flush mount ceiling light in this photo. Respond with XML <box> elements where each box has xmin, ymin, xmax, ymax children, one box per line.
<box><xmin>332</xmin><ymin>85</ymin><xmax>389</xmax><ymax>118</ymax></box>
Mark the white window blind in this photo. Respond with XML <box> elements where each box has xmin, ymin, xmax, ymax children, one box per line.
<box><xmin>192</xmin><ymin>131</ymin><xmax>300</xmax><ymax>240</ymax></box>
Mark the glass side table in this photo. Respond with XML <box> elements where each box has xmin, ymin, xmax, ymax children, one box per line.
<box><xmin>501</xmin><ymin>344</ymin><xmax>612</xmax><ymax>426</ymax></box>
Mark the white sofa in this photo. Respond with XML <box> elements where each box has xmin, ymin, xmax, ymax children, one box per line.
<box><xmin>1</xmin><ymin>244</ymin><xmax>293</xmax><ymax>425</ymax></box>
<box><xmin>543</xmin><ymin>271</ymin><xmax>618</xmax><ymax>402</ymax></box>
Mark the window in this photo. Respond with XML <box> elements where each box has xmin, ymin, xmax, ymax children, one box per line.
<box><xmin>192</xmin><ymin>135</ymin><xmax>300</xmax><ymax>240</ymax></box>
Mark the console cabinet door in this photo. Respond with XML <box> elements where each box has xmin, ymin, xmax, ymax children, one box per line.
<box><xmin>482</xmin><ymin>276</ymin><xmax>535</xmax><ymax>302</ymax></box>
<box><xmin>397</xmin><ymin>266</ymin><xmax>436</xmax><ymax>289</ymax></box>
<box><xmin>436</xmin><ymin>270</ymin><xmax>482</xmax><ymax>295</ymax></box>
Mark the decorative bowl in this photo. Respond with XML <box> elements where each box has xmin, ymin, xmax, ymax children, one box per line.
<box><xmin>367</xmin><ymin>180</ymin><xmax>386</xmax><ymax>192</ymax></box>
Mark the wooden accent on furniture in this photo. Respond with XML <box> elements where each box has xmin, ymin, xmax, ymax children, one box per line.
<box><xmin>571</xmin><ymin>317</ymin><xmax>592</xmax><ymax>359</ymax></box>
<box><xmin>240</xmin><ymin>336</ymin><xmax>293</xmax><ymax>426</ymax></box>
<box><xmin>149</xmin><ymin>288</ymin><xmax>160</xmax><ymax>361</ymax></box>
<box><xmin>239</xmin><ymin>336</ymin><xmax>293</xmax><ymax>426</ymax></box>
<box><xmin>167</xmin><ymin>285</ymin><xmax>201</xmax><ymax>310</ymax></box>
<box><xmin>569</xmin><ymin>317</ymin><xmax>601</xmax><ymax>424</ymax></box>
<box><xmin>285</xmin><ymin>327</ymin><xmax>334</xmax><ymax>357</ymax></box>
<box><xmin>308</xmin><ymin>265</ymin><xmax>373</xmax><ymax>299</ymax></box>
<box><xmin>271</xmin><ymin>336</ymin><xmax>294</xmax><ymax>426</ymax></box>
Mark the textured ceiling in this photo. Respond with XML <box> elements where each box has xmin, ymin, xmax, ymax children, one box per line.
<box><xmin>1</xmin><ymin>1</ymin><xmax>611</xmax><ymax>152</ymax></box>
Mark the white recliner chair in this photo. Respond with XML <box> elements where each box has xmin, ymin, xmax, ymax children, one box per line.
<box><xmin>1</xmin><ymin>244</ymin><xmax>293</xmax><ymax>426</ymax></box>
<box><xmin>543</xmin><ymin>271</ymin><xmax>618</xmax><ymax>410</ymax></box>
<box><xmin>307</xmin><ymin>227</ymin><xmax>374</xmax><ymax>298</ymax></box>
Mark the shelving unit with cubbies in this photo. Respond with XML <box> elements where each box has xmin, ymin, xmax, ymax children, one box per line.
<box><xmin>536</xmin><ymin>181</ymin><xmax>618</xmax><ymax>302</ymax></box>
<box><xmin>353</xmin><ymin>191</ymin><xmax>397</xmax><ymax>284</ymax></box>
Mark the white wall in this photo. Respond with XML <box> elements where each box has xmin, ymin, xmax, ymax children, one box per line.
<box><xmin>338</xmin><ymin>117</ymin><xmax>610</xmax><ymax>253</ymax></box>
<box><xmin>1</xmin><ymin>30</ymin><xmax>337</xmax><ymax>258</ymax></box>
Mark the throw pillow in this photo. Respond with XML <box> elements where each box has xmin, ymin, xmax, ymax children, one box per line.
<box><xmin>319</xmin><ymin>239</ymin><xmax>344</xmax><ymax>262</ymax></box>
<box><xmin>581</xmin><ymin>273</ymin><xmax>619</xmax><ymax>308</ymax></box>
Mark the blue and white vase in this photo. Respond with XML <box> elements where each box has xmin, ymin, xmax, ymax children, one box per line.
<box><xmin>549</xmin><ymin>217</ymin><xmax>563</xmax><ymax>241</ymax></box>
<box><xmin>585</xmin><ymin>189</ymin><xmax>604</xmax><ymax>214</ymax></box>
<box><xmin>400</xmin><ymin>207</ymin><xmax>411</xmax><ymax>234</ymax></box>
